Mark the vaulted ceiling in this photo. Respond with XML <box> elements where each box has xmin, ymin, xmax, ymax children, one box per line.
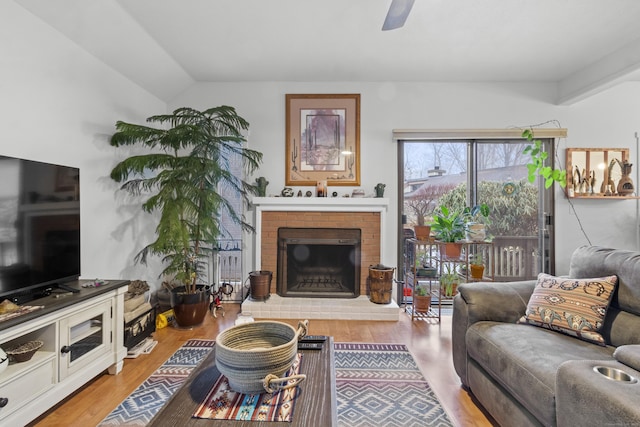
<box><xmin>16</xmin><ymin>0</ymin><xmax>640</xmax><ymax>104</ymax></box>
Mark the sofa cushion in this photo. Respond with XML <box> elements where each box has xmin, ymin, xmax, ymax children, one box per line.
<box><xmin>466</xmin><ymin>321</ymin><xmax>615</xmax><ymax>426</ymax></box>
<box><xmin>518</xmin><ymin>273</ymin><xmax>617</xmax><ymax>345</ymax></box>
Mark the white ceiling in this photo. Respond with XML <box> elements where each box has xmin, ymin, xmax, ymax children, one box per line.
<box><xmin>15</xmin><ymin>0</ymin><xmax>640</xmax><ymax>104</ymax></box>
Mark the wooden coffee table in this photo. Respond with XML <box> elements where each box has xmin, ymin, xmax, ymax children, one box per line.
<box><xmin>148</xmin><ymin>336</ymin><xmax>337</xmax><ymax>426</ymax></box>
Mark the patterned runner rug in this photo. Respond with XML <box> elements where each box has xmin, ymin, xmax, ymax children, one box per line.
<box><xmin>335</xmin><ymin>343</ymin><xmax>454</xmax><ymax>427</ymax></box>
<box><xmin>98</xmin><ymin>339</ymin><xmax>215</xmax><ymax>426</ymax></box>
<box><xmin>192</xmin><ymin>353</ymin><xmax>302</xmax><ymax>421</ymax></box>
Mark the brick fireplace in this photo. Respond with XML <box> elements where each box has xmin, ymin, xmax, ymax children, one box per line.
<box><xmin>261</xmin><ymin>210</ymin><xmax>380</xmax><ymax>296</ymax></box>
<box><xmin>244</xmin><ymin>197</ymin><xmax>398</xmax><ymax>321</ymax></box>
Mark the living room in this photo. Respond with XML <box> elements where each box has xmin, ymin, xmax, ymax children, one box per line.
<box><xmin>4</xmin><ymin>1</ymin><xmax>640</xmax><ymax>426</ymax></box>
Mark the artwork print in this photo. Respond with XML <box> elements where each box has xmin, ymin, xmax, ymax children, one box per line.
<box><xmin>286</xmin><ymin>94</ymin><xmax>360</xmax><ymax>186</ymax></box>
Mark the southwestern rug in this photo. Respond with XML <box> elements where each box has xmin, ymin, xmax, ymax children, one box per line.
<box><xmin>335</xmin><ymin>343</ymin><xmax>454</xmax><ymax>427</ymax></box>
<box><xmin>100</xmin><ymin>341</ymin><xmax>454</xmax><ymax>427</ymax></box>
<box><xmin>98</xmin><ymin>339</ymin><xmax>215</xmax><ymax>426</ymax></box>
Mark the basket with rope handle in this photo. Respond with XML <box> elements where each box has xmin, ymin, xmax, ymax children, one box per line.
<box><xmin>215</xmin><ymin>319</ymin><xmax>308</xmax><ymax>393</ymax></box>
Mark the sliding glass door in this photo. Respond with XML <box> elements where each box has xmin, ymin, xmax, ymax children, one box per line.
<box><xmin>399</xmin><ymin>137</ymin><xmax>555</xmax><ymax>297</ymax></box>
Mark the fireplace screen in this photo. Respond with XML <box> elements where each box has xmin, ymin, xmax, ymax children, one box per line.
<box><xmin>277</xmin><ymin>228</ymin><xmax>361</xmax><ymax>298</ymax></box>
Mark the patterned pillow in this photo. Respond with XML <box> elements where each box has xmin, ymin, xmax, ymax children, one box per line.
<box><xmin>518</xmin><ymin>273</ymin><xmax>618</xmax><ymax>345</ymax></box>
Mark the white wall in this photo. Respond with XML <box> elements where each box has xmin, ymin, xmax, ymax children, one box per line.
<box><xmin>172</xmin><ymin>81</ymin><xmax>640</xmax><ymax>276</ymax></box>
<box><xmin>1</xmin><ymin>2</ymin><xmax>167</xmax><ymax>287</ymax></box>
<box><xmin>5</xmin><ymin>1</ymin><xmax>640</xmax><ymax>292</ymax></box>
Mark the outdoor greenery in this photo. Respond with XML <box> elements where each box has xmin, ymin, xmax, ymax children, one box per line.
<box><xmin>110</xmin><ymin>106</ymin><xmax>263</xmax><ymax>293</ymax></box>
<box><xmin>438</xmin><ymin>180</ymin><xmax>539</xmax><ymax>236</ymax></box>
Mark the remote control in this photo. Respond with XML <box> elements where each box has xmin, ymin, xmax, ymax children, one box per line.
<box><xmin>300</xmin><ymin>335</ymin><xmax>328</xmax><ymax>343</ymax></box>
<box><xmin>298</xmin><ymin>342</ymin><xmax>324</xmax><ymax>350</ymax></box>
<box><xmin>58</xmin><ymin>283</ymin><xmax>80</xmax><ymax>293</ymax></box>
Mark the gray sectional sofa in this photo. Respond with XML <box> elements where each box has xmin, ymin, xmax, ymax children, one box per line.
<box><xmin>452</xmin><ymin>245</ymin><xmax>640</xmax><ymax>426</ymax></box>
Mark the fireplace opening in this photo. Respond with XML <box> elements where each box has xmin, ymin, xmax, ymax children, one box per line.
<box><xmin>277</xmin><ymin>228</ymin><xmax>361</xmax><ymax>298</ymax></box>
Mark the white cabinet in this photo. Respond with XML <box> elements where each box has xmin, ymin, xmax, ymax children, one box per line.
<box><xmin>0</xmin><ymin>281</ymin><xmax>128</xmax><ymax>426</ymax></box>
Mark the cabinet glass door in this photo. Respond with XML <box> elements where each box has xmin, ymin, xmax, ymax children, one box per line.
<box><xmin>59</xmin><ymin>300</ymin><xmax>112</xmax><ymax>378</ymax></box>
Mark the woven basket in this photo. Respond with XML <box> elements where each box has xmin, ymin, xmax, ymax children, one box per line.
<box><xmin>6</xmin><ymin>340</ymin><xmax>43</xmax><ymax>363</ymax></box>
<box><xmin>215</xmin><ymin>320</ymin><xmax>308</xmax><ymax>393</ymax></box>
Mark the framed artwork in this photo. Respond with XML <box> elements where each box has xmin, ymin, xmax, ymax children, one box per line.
<box><xmin>285</xmin><ymin>94</ymin><xmax>360</xmax><ymax>186</ymax></box>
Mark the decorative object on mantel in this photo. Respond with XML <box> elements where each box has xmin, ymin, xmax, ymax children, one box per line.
<box><xmin>374</xmin><ymin>183</ymin><xmax>386</xmax><ymax>197</ymax></box>
<box><xmin>255</xmin><ymin>176</ymin><xmax>269</xmax><ymax>197</ymax></box>
<box><xmin>297</xmin><ymin>190</ymin><xmax>303</xmax><ymax>197</ymax></box>
<box><xmin>281</xmin><ymin>187</ymin><xmax>294</xmax><ymax>197</ymax></box>
<box><xmin>316</xmin><ymin>180</ymin><xmax>327</xmax><ymax>197</ymax></box>
<box><xmin>352</xmin><ymin>189</ymin><xmax>365</xmax><ymax>198</ymax></box>
<box><xmin>332</xmin><ymin>191</ymin><xmax>338</xmax><ymax>197</ymax></box>
<box><xmin>305</xmin><ymin>190</ymin><xmax>313</xmax><ymax>197</ymax></box>
<box><xmin>285</xmin><ymin>94</ymin><xmax>361</xmax><ymax>186</ymax></box>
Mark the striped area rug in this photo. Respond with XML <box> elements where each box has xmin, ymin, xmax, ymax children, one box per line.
<box><xmin>98</xmin><ymin>339</ymin><xmax>215</xmax><ymax>426</ymax></box>
<box><xmin>335</xmin><ymin>343</ymin><xmax>454</xmax><ymax>427</ymax></box>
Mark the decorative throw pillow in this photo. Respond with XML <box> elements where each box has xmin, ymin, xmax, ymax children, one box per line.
<box><xmin>518</xmin><ymin>273</ymin><xmax>618</xmax><ymax>345</ymax></box>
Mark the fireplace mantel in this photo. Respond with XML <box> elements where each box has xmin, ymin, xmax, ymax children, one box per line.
<box><xmin>247</xmin><ymin>197</ymin><xmax>397</xmax><ymax>321</ymax></box>
<box><xmin>252</xmin><ymin>197</ymin><xmax>390</xmax><ymax>270</ymax></box>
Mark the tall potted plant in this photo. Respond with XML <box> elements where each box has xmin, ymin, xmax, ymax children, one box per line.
<box><xmin>110</xmin><ymin>106</ymin><xmax>262</xmax><ymax>327</ymax></box>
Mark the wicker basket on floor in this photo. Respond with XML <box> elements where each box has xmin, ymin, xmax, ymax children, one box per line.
<box><xmin>215</xmin><ymin>320</ymin><xmax>308</xmax><ymax>393</ymax></box>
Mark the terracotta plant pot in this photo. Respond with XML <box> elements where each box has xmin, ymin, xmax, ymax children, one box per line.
<box><xmin>414</xmin><ymin>294</ymin><xmax>431</xmax><ymax>313</ymax></box>
<box><xmin>439</xmin><ymin>242</ymin><xmax>462</xmax><ymax>259</ymax></box>
<box><xmin>470</xmin><ymin>264</ymin><xmax>485</xmax><ymax>280</ymax></box>
<box><xmin>170</xmin><ymin>285</ymin><xmax>210</xmax><ymax>328</ymax></box>
<box><xmin>414</xmin><ymin>225</ymin><xmax>431</xmax><ymax>241</ymax></box>
<box><xmin>441</xmin><ymin>283</ymin><xmax>458</xmax><ymax>298</ymax></box>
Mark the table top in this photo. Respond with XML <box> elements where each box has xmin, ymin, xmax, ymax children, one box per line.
<box><xmin>149</xmin><ymin>336</ymin><xmax>337</xmax><ymax>427</ymax></box>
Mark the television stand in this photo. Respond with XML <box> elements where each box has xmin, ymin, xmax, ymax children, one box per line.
<box><xmin>0</xmin><ymin>279</ymin><xmax>129</xmax><ymax>425</ymax></box>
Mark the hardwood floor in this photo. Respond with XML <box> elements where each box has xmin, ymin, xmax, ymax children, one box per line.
<box><xmin>30</xmin><ymin>304</ymin><xmax>495</xmax><ymax>427</ymax></box>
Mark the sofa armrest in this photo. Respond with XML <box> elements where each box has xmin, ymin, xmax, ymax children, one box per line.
<box><xmin>452</xmin><ymin>280</ymin><xmax>536</xmax><ymax>387</ymax></box>
<box><xmin>556</xmin><ymin>360</ymin><xmax>640</xmax><ymax>427</ymax></box>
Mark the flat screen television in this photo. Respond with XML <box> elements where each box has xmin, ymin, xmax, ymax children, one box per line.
<box><xmin>0</xmin><ymin>155</ymin><xmax>80</xmax><ymax>303</ymax></box>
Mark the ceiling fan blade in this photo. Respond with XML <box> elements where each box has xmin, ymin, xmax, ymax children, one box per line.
<box><xmin>382</xmin><ymin>0</ymin><xmax>415</xmax><ymax>31</ymax></box>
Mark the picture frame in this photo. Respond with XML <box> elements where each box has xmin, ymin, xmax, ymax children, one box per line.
<box><xmin>285</xmin><ymin>94</ymin><xmax>360</xmax><ymax>186</ymax></box>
